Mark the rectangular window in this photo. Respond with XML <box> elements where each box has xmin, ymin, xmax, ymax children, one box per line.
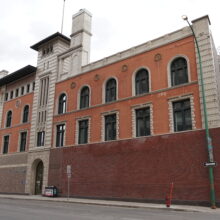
<box><xmin>10</xmin><ymin>91</ymin><xmax>13</xmax><ymax>99</ymax></box>
<box><xmin>78</xmin><ymin>120</ymin><xmax>88</xmax><ymax>144</ymax></box>
<box><xmin>56</xmin><ymin>124</ymin><xmax>65</xmax><ymax>147</ymax></box>
<box><xmin>173</xmin><ymin>99</ymin><xmax>192</xmax><ymax>132</ymax></box>
<box><xmin>5</xmin><ymin>93</ymin><xmax>8</xmax><ymax>101</ymax></box>
<box><xmin>136</xmin><ymin>107</ymin><xmax>151</xmax><ymax>137</ymax></box>
<box><xmin>105</xmin><ymin>114</ymin><xmax>116</xmax><ymax>141</ymax></box>
<box><xmin>32</xmin><ymin>82</ymin><xmax>35</xmax><ymax>91</ymax></box>
<box><xmin>20</xmin><ymin>132</ymin><xmax>27</xmax><ymax>152</ymax></box>
<box><xmin>15</xmin><ymin>88</ymin><xmax>19</xmax><ymax>97</ymax></box>
<box><xmin>3</xmin><ymin>135</ymin><xmax>9</xmax><ymax>154</ymax></box>
<box><xmin>37</xmin><ymin>131</ymin><xmax>45</xmax><ymax>147</ymax></box>
<box><xmin>26</xmin><ymin>84</ymin><xmax>30</xmax><ymax>93</ymax></box>
<box><xmin>39</xmin><ymin>77</ymin><xmax>49</xmax><ymax>107</ymax></box>
<box><xmin>21</xmin><ymin>86</ymin><xmax>24</xmax><ymax>95</ymax></box>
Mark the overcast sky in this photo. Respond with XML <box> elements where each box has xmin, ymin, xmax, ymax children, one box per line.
<box><xmin>1</xmin><ymin>0</ymin><xmax>220</xmax><ymax>73</ymax></box>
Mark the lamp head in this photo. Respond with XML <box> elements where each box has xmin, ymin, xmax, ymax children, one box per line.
<box><xmin>182</xmin><ymin>15</ymin><xmax>188</xmax><ymax>21</ymax></box>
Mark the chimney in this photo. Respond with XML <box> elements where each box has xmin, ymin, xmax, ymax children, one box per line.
<box><xmin>70</xmin><ymin>9</ymin><xmax>92</xmax><ymax>66</ymax></box>
<box><xmin>0</xmin><ymin>70</ymin><xmax>9</xmax><ymax>79</ymax></box>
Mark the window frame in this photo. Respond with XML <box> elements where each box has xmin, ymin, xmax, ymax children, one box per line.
<box><xmin>105</xmin><ymin>78</ymin><xmax>117</xmax><ymax>103</ymax></box>
<box><xmin>104</xmin><ymin>113</ymin><xmax>117</xmax><ymax>141</ymax></box>
<box><xmin>172</xmin><ymin>99</ymin><xmax>192</xmax><ymax>132</ymax></box>
<box><xmin>135</xmin><ymin>107</ymin><xmax>151</xmax><ymax>137</ymax></box>
<box><xmin>5</xmin><ymin>93</ymin><xmax>8</xmax><ymax>101</ymax></box>
<box><xmin>5</xmin><ymin>110</ymin><xmax>12</xmax><ymax>128</ymax></box>
<box><xmin>80</xmin><ymin>86</ymin><xmax>90</xmax><ymax>109</ymax></box>
<box><xmin>168</xmin><ymin>95</ymin><xmax>195</xmax><ymax>133</ymax></box>
<box><xmin>135</xmin><ymin>68</ymin><xmax>150</xmax><ymax>96</ymax></box>
<box><xmin>19</xmin><ymin>131</ymin><xmax>27</xmax><ymax>152</ymax></box>
<box><xmin>56</xmin><ymin>124</ymin><xmax>65</xmax><ymax>147</ymax></box>
<box><xmin>58</xmin><ymin>93</ymin><xmax>67</xmax><ymax>114</ymax></box>
<box><xmin>78</xmin><ymin>119</ymin><xmax>89</xmax><ymax>144</ymax></box>
<box><xmin>2</xmin><ymin>135</ymin><xmax>10</xmax><ymax>154</ymax></box>
<box><xmin>37</xmin><ymin>131</ymin><xmax>45</xmax><ymax>147</ymax></box>
<box><xmin>168</xmin><ymin>55</ymin><xmax>190</xmax><ymax>87</ymax></box>
<box><xmin>22</xmin><ymin>105</ymin><xmax>29</xmax><ymax>123</ymax></box>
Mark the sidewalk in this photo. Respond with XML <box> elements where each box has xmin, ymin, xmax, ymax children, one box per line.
<box><xmin>0</xmin><ymin>194</ymin><xmax>219</xmax><ymax>213</ymax></box>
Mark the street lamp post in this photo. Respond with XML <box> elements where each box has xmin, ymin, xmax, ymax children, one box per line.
<box><xmin>182</xmin><ymin>15</ymin><xmax>216</xmax><ymax>209</ymax></box>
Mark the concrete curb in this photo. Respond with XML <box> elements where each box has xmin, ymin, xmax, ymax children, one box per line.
<box><xmin>0</xmin><ymin>194</ymin><xmax>219</xmax><ymax>213</ymax></box>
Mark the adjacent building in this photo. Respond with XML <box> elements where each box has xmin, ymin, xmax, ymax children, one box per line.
<box><xmin>0</xmin><ymin>9</ymin><xmax>220</xmax><ymax>205</ymax></box>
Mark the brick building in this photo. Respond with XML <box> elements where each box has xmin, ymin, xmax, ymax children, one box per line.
<box><xmin>0</xmin><ymin>9</ymin><xmax>220</xmax><ymax>205</ymax></box>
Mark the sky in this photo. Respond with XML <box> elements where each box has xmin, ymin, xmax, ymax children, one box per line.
<box><xmin>1</xmin><ymin>0</ymin><xmax>220</xmax><ymax>73</ymax></box>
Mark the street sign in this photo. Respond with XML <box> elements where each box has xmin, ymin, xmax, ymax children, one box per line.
<box><xmin>67</xmin><ymin>165</ymin><xmax>71</xmax><ymax>178</ymax></box>
<box><xmin>204</xmin><ymin>162</ymin><xmax>217</xmax><ymax>167</ymax></box>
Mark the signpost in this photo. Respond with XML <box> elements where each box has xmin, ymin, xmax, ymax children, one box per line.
<box><xmin>66</xmin><ymin>165</ymin><xmax>71</xmax><ymax>199</ymax></box>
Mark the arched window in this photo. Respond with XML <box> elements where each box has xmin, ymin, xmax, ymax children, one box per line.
<box><xmin>135</xmin><ymin>69</ymin><xmax>149</xmax><ymax>95</ymax></box>
<box><xmin>23</xmin><ymin>105</ymin><xmax>29</xmax><ymax>123</ymax></box>
<box><xmin>80</xmin><ymin>86</ymin><xmax>90</xmax><ymax>109</ymax></box>
<box><xmin>6</xmin><ymin>111</ymin><xmax>12</xmax><ymax>127</ymax></box>
<box><xmin>58</xmin><ymin>94</ymin><xmax>66</xmax><ymax>114</ymax></box>
<box><xmin>171</xmin><ymin>57</ymin><xmax>188</xmax><ymax>86</ymax></box>
<box><xmin>105</xmin><ymin>78</ymin><xmax>117</xmax><ymax>103</ymax></box>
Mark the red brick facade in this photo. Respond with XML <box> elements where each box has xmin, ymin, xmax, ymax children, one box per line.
<box><xmin>53</xmin><ymin>36</ymin><xmax>202</xmax><ymax>145</ymax></box>
<box><xmin>0</xmin><ymin>11</ymin><xmax>219</xmax><ymax>206</ymax></box>
<box><xmin>48</xmin><ymin>128</ymin><xmax>220</xmax><ymax>204</ymax></box>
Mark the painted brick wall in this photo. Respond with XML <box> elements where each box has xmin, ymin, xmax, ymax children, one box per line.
<box><xmin>48</xmin><ymin>128</ymin><xmax>220</xmax><ymax>204</ymax></box>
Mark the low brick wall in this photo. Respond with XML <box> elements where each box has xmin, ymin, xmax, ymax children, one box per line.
<box><xmin>0</xmin><ymin>153</ymin><xmax>27</xmax><ymax>194</ymax></box>
<box><xmin>48</xmin><ymin>128</ymin><xmax>220</xmax><ymax>204</ymax></box>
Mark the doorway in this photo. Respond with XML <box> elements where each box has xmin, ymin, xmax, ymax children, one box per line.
<box><xmin>35</xmin><ymin>161</ymin><xmax>44</xmax><ymax>195</ymax></box>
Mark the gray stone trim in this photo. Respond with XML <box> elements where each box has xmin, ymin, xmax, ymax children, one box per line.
<box><xmin>101</xmin><ymin>110</ymin><xmax>119</xmax><ymax>142</ymax></box>
<box><xmin>75</xmin><ymin>116</ymin><xmax>91</xmax><ymax>145</ymax></box>
<box><xmin>192</xmin><ymin>17</ymin><xmax>220</xmax><ymax>128</ymax></box>
<box><xmin>53</xmin><ymin>121</ymin><xmax>67</xmax><ymax>148</ymax></box>
<box><xmin>168</xmin><ymin>94</ymin><xmax>196</xmax><ymax>133</ymax></box>
<box><xmin>131</xmin><ymin>102</ymin><xmax>153</xmax><ymax>137</ymax></box>
<box><xmin>53</xmin><ymin>82</ymin><xmax>198</xmax><ymax>118</ymax></box>
<box><xmin>81</xmin><ymin>28</ymin><xmax>192</xmax><ymax>74</ymax></box>
<box><xmin>0</xmin><ymin>164</ymin><xmax>27</xmax><ymax>169</ymax></box>
<box><xmin>167</xmin><ymin>54</ymin><xmax>191</xmax><ymax>87</ymax></box>
<box><xmin>132</xmin><ymin>66</ymin><xmax>152</xmax><ymax>96</ymax></box>
<box><xmin>25</xmin><ymin>150</ymin><xmax>50</xmax><ymax>195</ymax></box>
<box><xmin>77</xmin><ymin>84</ymin><xmax>91</xmax><ymax>110</ymax></box>
<box><xmin>102</xmin><ymin>77</ymin><xmax>119</xmax><ymax>104</ymax></box>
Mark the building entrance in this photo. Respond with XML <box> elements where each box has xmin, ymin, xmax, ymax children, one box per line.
<box><xmin>35</xmin><ymin>161</ymin><xmax>44</xmax><ymax>195</ymax></box>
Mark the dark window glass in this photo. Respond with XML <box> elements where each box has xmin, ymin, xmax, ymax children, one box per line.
<box><xmin>136</xmin><ymin>107</ymin><xmax>151</xmax><ymax>137</ymax></box>
<box><xmin>32</xmin><ymin>82</ymin><xmax>35</xmax><ymax>91</ymax></box>
<box><xmin>171</xmin><ymin>57</ymin><xmax>188</xmax><ymax>86</ymax></box>
<box><xmin>21</xmin><ymin>86</ymin><xmax>24</xmax><ymax>95</ymax></box>
<box><xmin>3</xmin><ymin>135</ymin><xmax>9</xmax><ymax>154</ymax></box>
<box><xmin>5</xmin><ymin>93</ymin><xmax>8</xmax><ymax>101</ymax></box>
<box><xmin>135</xmin><ymin>69</ymin><xmax>149</xmax><ymax>95</ymax></box>
<box><xmin>20</xmin><ymin>132</ymin><xmax>27</xmax><ymax>152</ymax></box>
<box><xmin>105</xmin><ymin>79</ymin><xmax>116</xmax><ymax>103</ymax></box>
<box><xmin>58</xmin><ymin>94</ymin><xmax>66</xmax><ymax>114</ymax></box>
<box><xmin>10</xmin><ymin>91</ymin><xmax>13</xmax><ymax>99</ymax></box>
<box><xmin>15</xmin><ymin>89</ymin><xmax>19</xmax><ymax>97</ymax></box>
<box><xmin>6</xmin><ymin>111</ymin><xmax>12</xmax><ymax>127</ymax></box>
<box><xmin>37</xmin><ymin>131</ymin><xmax>45</xmax><ymax>147</ymax></box>
<box><xmin>80</xmin><ymin>86</ymin><xmax>89</xmax><ymax>109</ymax></box>
<box><xmin>23</xmin><ymin>105</ymin><xmax>29</xmax><ymax>123</ymax></box>
<box><xmin>105</xmin><ymin>114</ymin><xmax>116</xmax><ymax>141</ymax></box>
<box><xmin>27</xmin><ymin>84</ymin><xmax>30</xmax><ymax>93</ymax></box>
<box><xmin>173</xmin><ymin>99</ymin><xmax>192</xmax><ymax>132</ymax></box>
<box><xmin>78</xmin><ymin>120</ymin><xmax>88</xmax><ymax>144</ymax></box>
<box><xmin>56</xmin><ymin>124</ymin><xmax>65</xmax><ymax>147</ymax></box>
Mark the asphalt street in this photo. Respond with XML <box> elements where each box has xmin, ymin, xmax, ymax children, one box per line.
<box><xmin>0</xmin><ymin>198</ymin><xmax>219</xmax><ymax>220</ymax></box>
